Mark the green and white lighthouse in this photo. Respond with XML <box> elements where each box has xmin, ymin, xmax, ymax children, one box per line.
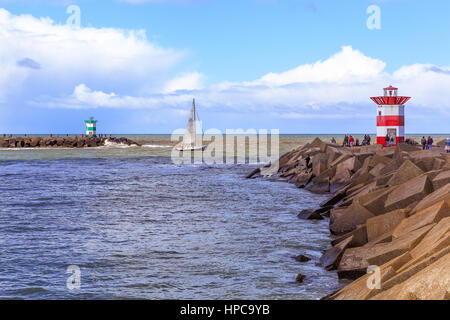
<box><xmin>84</xmin><ymin>117</ymin><xmax>97</xmax><ymax>137</ymax></box>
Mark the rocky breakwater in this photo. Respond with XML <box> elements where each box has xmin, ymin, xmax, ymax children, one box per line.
<box><xmin>248</xmin><ymin>138</ymin><xmax>450</xmax><ymax>300</ymax></box>
<box><xmin>0</xmin><ymin>136</ymin><xmax>140</xmax><ymax>148</ymax></box>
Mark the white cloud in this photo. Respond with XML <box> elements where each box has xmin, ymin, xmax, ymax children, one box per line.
<box><xmin>255</xmin><ymin>46</ymin><xmax>386</xmax><ymax>86</ymax></box>
<box><xmin>162</xmin><ymin>72</ymin><xmax>204</xmax><ymax>93</ymax></box>
<box><xmin>0</xmin><ymin>8</ymin><xmax>186</xmax><ymax>101</ymax></box>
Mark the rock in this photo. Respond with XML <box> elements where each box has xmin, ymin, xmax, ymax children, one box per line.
<box><xmin>337</xmin><ymin>156</ymin><xmax>362</xmax><ymax>175</ymax></box>
<box><xmin>246</xmin><ymin>167</ymin><xmax>261</xmax><ymax>179</ymax></box>
<box><xmin>329</xmin><ymin>153</ymin><xmax>352</xmax><ymax>168</ymax></box>
<box><xmin>369</xmin><ymin>154</ymin><xmax>392</xmax><ymax>167</ymax></box>
<box><xmin>411</xmin><ymin>182</ymin><xmax>450</xmax><ymax>213</ymax></box>
<box><xmin>369</xmin><ymin>163</ymin><xmax>386</xmax><ymax>177</ymax></box>
<box><xmin>331</xmin><ymin>224</ymin><xmax>368</xmax><ymax>248</ymax></box>
<box><xmin>432</xmin><ymin>170</ymin><xmax>450</xmax><ymax>190</ymax></box>
<box><xmin>326</xmin><ymin>252</ymin><xmax>412</xmax><ymax>300</ymax></box>
<box><xmin>386</xmin><ymin>160</ymin><xmax>424</xmax><ymax>186</ymax></box>
<box><xmin>0</xmin><ymin>139</ymin><xmax>9</xmax><ymax>147</ymax></box>
<box><xmin>290</xmin><ymin>171</ymin><xmax>313</xmax><ymax>188</ymax></box>
<box><xmin>297</xmin><ymin>209</ymin><xmax>323</xmax><ymax>220</ymax></box>
<box><xmin>320</xmin><ymin>190</ymin><xmax>346</xmax><ymax>207</ymax></box>
<box><xmin>312</xmin><ymin>153</ymin><xmax>329</xmax><ymax>177</ymax></box>
<box><xmin>384</xmin><ymin>175</ymin><xmax>433</xmax><ymax>212</ymax></box>
<box><xmin>320</xmin><ymin>236</ymin><xmax>353</xmax><ymax>270</ymax></box>
<box><xmin>330</xmin><ymin>168</ymin><xmax>352</xmax><ymax>186</ymax></box>
<box><xmin>408</xmin><ymin>217</ymin><xmax>450</xmax><ymax>260</ymax></box>
<box><xmin>370</xmin><ymin>252</ymin><xmax>450</xmax><ymax>300</ymax></box>
<box><xmin>338</xmin><ymin>225</ymin><xmax>433</xmax><ymax>280</ymax></box>
<box><xmin>366</xmin><ymin>225</ymin><xmax>434</xmax><ymax>267</ymax></box>
<box><xmin>305</xmin><ymin>179</ymin><xmax>330</xmax><ymax>193</ymax></box>
<box><xmin>330</xmin><ymin>202</ymin><xmax>374</xmax><ymax>236</ymax></box>
<box><xmin>358</xmin><ymin>187</ymin><xmax>394</xmax><ymax>215</ymax></box>
<box><xmin>392</xmin><ymin>201</ymin><xmax>450</xmax><ymax>239</ymax></box>
<box><xmin>295</xmin><ymin>273</ymin><xmax>306</xmax><ymax>283</ymax></box>
<box><xmin>366</xmin><ymin>209</ymin><xmax>409</xmax><ymax>242</ymax></box>
<box><xmin>295</xmin><ymin>254</ymin><xmax>311</xmax><ymax>262</ymax></box>
<box><xmin>378</xmin><ymin>247</ymin><xmax>450</xmax><ymax>296</ymax></box>
<box><xmin>313</xmin><ymin>205</ymin><xmax>334</xmax><ymax>217</ymax></box>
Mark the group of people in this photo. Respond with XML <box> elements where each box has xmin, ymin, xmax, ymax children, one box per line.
<box><xmin>420</xmin><ymin>136</ymin><xmax>434</xmax><ymax>150</ymax></box>
<box><xmin>333</xmin><ymin>134</ymin><xmax>371</xmax><ymax>147</ymax></box>
<box><xmin>385</xmin><ymin>134</ymin><xmax>396</xmax><ymax>147</ymax></box>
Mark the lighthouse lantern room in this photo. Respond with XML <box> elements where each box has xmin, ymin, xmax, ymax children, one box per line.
<box><xmin>85</xmin><ymin>116</ymin><xmax>98</xmax><ymax>137</ymax></box>
<box><xmin>370</xmin><ymin>86</ymin><xmax>411</xmax><ymax>146</ymax></box>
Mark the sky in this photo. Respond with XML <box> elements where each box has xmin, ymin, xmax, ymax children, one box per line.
<box><xmin>0</xmin><ymin>0</ymin><xmax>449</xmax><ymax>134</ymax></box>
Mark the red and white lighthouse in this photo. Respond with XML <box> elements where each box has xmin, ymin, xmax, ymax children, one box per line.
<box><xmin>370</xmin><ymin>85</ymin><xmax>411</xmax><ymax>146</ymax></box>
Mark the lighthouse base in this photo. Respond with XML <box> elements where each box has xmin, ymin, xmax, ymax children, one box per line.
<box><xmin>377</xmin><ymin>136</ymin><xmax>404</xmax><ymax>147</ymax></box>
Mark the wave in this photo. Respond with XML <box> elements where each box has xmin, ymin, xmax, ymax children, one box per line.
<box><xmin>103</xmin><ymin>139</ymin><xmax>138</xmax><ymax>148</ymax></box>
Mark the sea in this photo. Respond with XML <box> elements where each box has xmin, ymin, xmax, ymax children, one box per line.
<box><xmin>0</xmin><ymin>134</ymin><xmax>447</xmax><ymax>299</ymax></box>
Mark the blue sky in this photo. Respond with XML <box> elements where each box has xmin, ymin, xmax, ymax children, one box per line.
<box><xmin>0</xmin><ymin>0</ymin><xmax>449</xmax><ymax>134</ymax></box>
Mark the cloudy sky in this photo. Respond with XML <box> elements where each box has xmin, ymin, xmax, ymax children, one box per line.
<box><xmin>0</xmin><ymin>0</ymin><xmax>449</xmax><ymax>134</ymax></box>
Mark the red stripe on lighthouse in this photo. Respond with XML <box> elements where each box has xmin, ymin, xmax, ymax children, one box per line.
<box><xmin>377</xmin><ymin>116</ymin><xmax>404</xmax><ymax>126</ymax></box>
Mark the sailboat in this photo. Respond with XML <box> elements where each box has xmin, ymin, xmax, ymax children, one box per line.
<box><xmin>175</xmin><ymin>98</ymin><xmax>207</xmax><ymax>151</ymax></box>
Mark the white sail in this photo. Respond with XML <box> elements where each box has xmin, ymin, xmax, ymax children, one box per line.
<box><xmin>176</xmin><ymin>98</ymin><xmax>206</xmax><ymax>151</ymax></box>
<box><xmin>182</xmin><ymin>99</ymin><xmax>196</xmax><ymax>148</ymax></box>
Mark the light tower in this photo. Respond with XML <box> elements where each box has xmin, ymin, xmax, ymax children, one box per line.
<box><xmin>370</xmin><ymin>86</ymin><xmax>411</xmax><ymax>146</ymax></box>
<box><xmin>84</xmin><ymin>116</ymin><xmax>98</xmax><ymax>137</ymax></box>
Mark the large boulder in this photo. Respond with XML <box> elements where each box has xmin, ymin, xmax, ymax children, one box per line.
<box><xmin>327</xmin><ymin>252</ymin><xmax>411</xmax><ymax>300</ymax></box>
<box><xmin>370</xmin><ymin>252</ymin><xmax>450</xmax><ymax>300</ymax></box>
<box><xmin>386</xmin><ymin>160</ymin><xmax>424</xmax><ymax>186</ymax></box>
<box><xmin>408</xmin><ymin>217</ymin><xmax>450</xmax><ymax>260</ymax></box>
<box><xmin>331</xmin><ymin>224</ymin><xmax>368</xmax><ymax>248</ymax></box>
<box><xmin>320</xmin><ymin>236</ymin><xmax>353</xmax><ymax>271</ymax></box>
<box><xmin>291</xmin><ymin>171</ymin><xmax>313</xmax><ymax>188</ymax></box>
<box><xmin>432</xmin><ymin>170</ymin><xmax>450</xmax><ymax>190</ymax></box>
<box><xmin>338</xmin><ymin>225</ymin><xmax>433</xmax><ymax>280</ymax></box>
<box><xmin>312</xmin><ymin>153</ymin><xmax>329</xmax><ymax>177</ymax></box>
<box><xmin>330</xmin><ymin>202</ymin><xmax>375</xmax><ymax>236</ymax></box>
<box><xmin>384</xmin><ymin>174</ymin><xmax>433</xmax><ymax>212</ymax></box>
<box><xmin>0</xmin><ymin>139</ymin><xmax>8</xmax><ymax>147</ymax></box>
<box><xmin>366</xmin><ymin>209</ymin><xmax>409</xmax><ymax>242</ymax></box>
<box><xmin>359</xmin><ymin>186</ymin><xmax>395</xmax><ymax>215</ymax></box>
<box><xmin>411</xmin><ymin>182</ymin><xmax>450</xmax><ymax>213</ymax></box>
<box><xmin>366</xmin><ymin>224</ymin><xmax>434</xmax><ymax>267</ymax></box>
<box><xmin>377</xmin><ymin>246</ymin><xmax>450</xmax><ymax>297</ymax></box>
<box><xmin>297</xmin><ymin>209</ymin><xmax>323</xmax><ymax>220</ymax></box>
<box><xmin>392</xmin><ymin>201</ymin><xmax>450</xmax><ymax>239</ymax></box>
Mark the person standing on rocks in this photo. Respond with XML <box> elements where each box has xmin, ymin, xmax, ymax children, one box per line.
<box><xmin>349</xmin><ymin>135</ymin><xmax>355</xmax><ymax>147</ymax></box>
<box><xmin>421</xmin><ymin>136</ymin><xmax>427</xmax><ymax>150</ymax></box>
<box><xmin>445</xmin><ymin>138</ymin><xmax>450</xmax><ymax>153</ymax></box>
<box><xmin>427</xmin><ymin>136</ymin><xmax>433</xmax><ymax>149</ymax></box>
<box><xmin>385</xmin><ymin>133</ymin><xmax>390</xmax><ymax>147</ymax></box>
<box><xmin>342</xmin><ymin>135</ymin><xmax>348</xmax><ymax>147</ymax></box>
<box><xmin>331</xmin><ymin>137</ymin><xmax>336</xmax><ymax>144</ymax></box>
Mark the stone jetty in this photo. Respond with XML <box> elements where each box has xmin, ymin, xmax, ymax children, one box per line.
<box><xmin>0</xmin><ymin>136</ymin><xmax>140</xmax><ymax>148</ymax></box>
<box><xmin>249</xmin><ymin>138</ymin><xmax>450</xmax><ymax>300</ymax></box>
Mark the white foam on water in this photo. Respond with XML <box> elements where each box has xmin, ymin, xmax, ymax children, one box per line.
<box><xmin>142</xmin><ymin>144</ymin><xmax>173</xmax><ymax>148</ymax></box>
